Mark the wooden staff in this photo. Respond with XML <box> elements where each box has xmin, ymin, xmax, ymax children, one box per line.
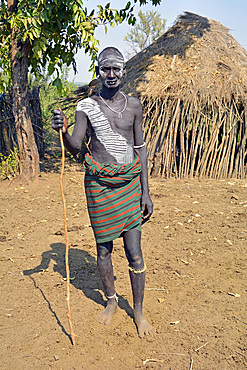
<box><xmin>59</xmin><ymin>127</ymin><xmax>75</xmax><ymax>345</ymax></box>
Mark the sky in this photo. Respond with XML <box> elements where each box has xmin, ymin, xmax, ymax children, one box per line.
<box><xmin>69</xmin><ymin>0</ymin><xmax>247</xmax><ymax>83</ymax></box>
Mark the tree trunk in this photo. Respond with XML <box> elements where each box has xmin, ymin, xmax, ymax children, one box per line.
<box><xmin>8</xmin><ymin>0</ymin><xmax>40</xmax><ymax>180</ymax></box>
<box><xmin>30</xmin><ymin>86</ymin><xmax>45</xmax><ymax>159</ymax></box>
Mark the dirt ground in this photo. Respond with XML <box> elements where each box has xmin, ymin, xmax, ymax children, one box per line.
<box><xmin>1</xmin><ymin>154</ymin><xmax>246</xmax><ymax>369</ymax></box>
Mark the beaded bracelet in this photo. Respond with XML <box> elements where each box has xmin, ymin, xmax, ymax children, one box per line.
<box><xmin>134</xmin><ymin>142</ymin><xmax>146</xmax><ymax>149</ymax></box>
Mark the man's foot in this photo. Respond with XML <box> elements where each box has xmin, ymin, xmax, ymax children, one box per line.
<box><xmin>96</xmin><ymin>297</ymin><xmax>118</xmax><ymax>325</ymax></box>
<box><xmin>134</xmin><ymin>308</ymin><xmax>156</xmax><ymax>338</ymax></box>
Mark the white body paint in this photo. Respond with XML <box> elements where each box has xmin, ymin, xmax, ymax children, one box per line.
<box><xmin>77</xmin><ymin>98</ymin><xmax>133</xmax><ymax>164</ymax></box>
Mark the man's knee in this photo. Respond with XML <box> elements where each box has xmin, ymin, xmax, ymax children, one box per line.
<box><xmin>123</xmin><ymin>234</ymin><xmax>144</xmax><ymax>270</ymax></box>
<box><xmin>97</xmin><ymin>242</ymin><xmax>112</xmax><ymax>260</ymax></box>
<box><xmin>128</xmin><ymin>253</ymin><xmax>144</xmax><ymax>271</ymax></box>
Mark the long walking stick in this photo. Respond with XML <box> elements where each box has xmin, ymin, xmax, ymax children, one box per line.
<box><xmin>59</xmin><ymin>128</ymin><xmax>75</xmax><ymax>345</ymax></box>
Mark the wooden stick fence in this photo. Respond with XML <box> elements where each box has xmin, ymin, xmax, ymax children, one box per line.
<box><xmin>141</xmin><ymin>96</ymin><xmax>246</xmax><ymax>179</ymax></box>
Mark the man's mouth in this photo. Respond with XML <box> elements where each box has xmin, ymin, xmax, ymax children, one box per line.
<box><xmin>106</xmin><ymin>79</ymin><xmax>118</xmax><ymax>85</ymax></box>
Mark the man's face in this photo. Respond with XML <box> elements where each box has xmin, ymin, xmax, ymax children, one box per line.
<box><xmin>98</xmin><ymin>51</ymin><xmax>125</xmax><ymax>89</ymax></box>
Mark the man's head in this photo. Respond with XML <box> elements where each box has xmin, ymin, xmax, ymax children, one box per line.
<box><xmin>96</xmin><ymin>47</ymin><xmax>126</xmax><ymax>89</ymax></box>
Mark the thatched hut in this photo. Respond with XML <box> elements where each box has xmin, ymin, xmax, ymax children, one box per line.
<box><xmin>122</xmin><ymin>12</ymin><xmax>247</xmax><ymax>179</ymax></box>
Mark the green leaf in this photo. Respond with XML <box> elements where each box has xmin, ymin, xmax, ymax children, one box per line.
<box><xmin>39</xmin><ymin>41</ymin><xmax>46</xmax><ymax>51</ymax></box>
<box><xmin>81</xmin><ymin>21</ymin><xmax>91</xmax><ymax>30</ymax></box>
<box><xmin>48</xmin><ymin>63</ymin><xmax>55</xmax><ymax>75</ymax></box>
<box><xmin>29</xmin><ymin>32</ymin><xmax>34</xmax><ymax>41</ymax></box>
<box><xmin>37</xmin><ymin>49</ymin><xmax>42</xmax><ymax>58</ymax></box>
<box><xmin>52</xmin><ymin>77</ymin><xmax>62</xmax><ymax>94</ymax></box>
<box><xmin>73</xmin><ymin>4</ymin><xmax>78</xmax><ymax>13</ymax></box>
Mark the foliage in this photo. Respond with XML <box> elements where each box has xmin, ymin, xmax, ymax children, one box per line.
<box><xmin>29</xmin><ymin>66</ymin><xmax>77</xmax><ymax>122</ymax></box>
<box><xmin>0</xmin><ymin>147</ymin><xmax>20</xmax><ymax>180</ymax></box>
<box><xmin>29</xmin><ymin>68</ymin><xmax>78</xmax><ymax>150</ymax></box>
<box><xmin>124</xmin><ymin>10</ymin><xmax>166</xmax><ymax>56</ymax></box>
<box><xmin>0</xmin><ymin>0</ymin><xmax>162</xmax><ymax>94</ymax></box>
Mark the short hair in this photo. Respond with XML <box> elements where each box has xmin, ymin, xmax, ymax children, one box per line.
<box><xmin>98</xmin><ymin>47</ymin><xmax>124</xmax><ymax>64</ymax></box>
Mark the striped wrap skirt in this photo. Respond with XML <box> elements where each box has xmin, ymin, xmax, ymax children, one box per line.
<box><xmin>83</xmin><ymin>154</ymin><xmax>142</xmax><ymax>243</ymax></box>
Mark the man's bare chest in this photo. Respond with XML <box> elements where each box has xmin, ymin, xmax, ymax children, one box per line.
<box><xmin>98</xmin><ymin>104</ymin><xmax>135</xmax><ymax>135</ymax></box>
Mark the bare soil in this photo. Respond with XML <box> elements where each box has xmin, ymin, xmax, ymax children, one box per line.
<box><xmin>1</xmin><ymin>154</ymin><xmax>247</xmax><ymax>369</ymax></box>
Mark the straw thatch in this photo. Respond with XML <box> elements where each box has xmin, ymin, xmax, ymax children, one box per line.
<box><xmin>122</xmin><ymin>12</ymin><xmax>247</xmax><ymax>179</ymax></box>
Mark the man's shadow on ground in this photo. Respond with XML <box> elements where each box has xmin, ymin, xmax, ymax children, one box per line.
<box><xmin>23</xmin><ymin>243</ymin><xmax>133</xmax><ymax>340</ymax></box>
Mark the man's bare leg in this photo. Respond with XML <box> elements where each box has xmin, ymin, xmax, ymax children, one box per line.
<box><xmin>129</xmin><ymin>269</ymin><xmax>155</xmax><ymax>337</ymax></box>
<box><xmin>96</xmin><ymin>241</ymin><xmax>118</xmax><ymax>325</ymax></box>
<box><xmin>123</xmin><ymin>228</ymin><xmax>156</xmax><ymax>338</ymax></box>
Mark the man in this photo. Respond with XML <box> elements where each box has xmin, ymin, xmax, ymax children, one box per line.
<box><xmin>52</xmin><ymin>47</ymin><xmax>155</xmax><ymax>338</ymax></box>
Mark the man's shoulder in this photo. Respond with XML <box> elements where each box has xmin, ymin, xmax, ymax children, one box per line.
<box><xmin>90</xmin><ymin>94</ymin><xmax>101</xmax><ymax>101</ymax></box>
<box><xmin>77</xmin><ymin>96</ymin><xmax>98</xmax><ymax>110</ymax></box>
<box><xmin>125</xmin><ymin>94</ymin><xmax>141</xmax><ymax>108</ymax></box>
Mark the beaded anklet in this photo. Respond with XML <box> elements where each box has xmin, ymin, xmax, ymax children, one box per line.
<box><xmin>106</xmin><ymin>293</ymin><xmax>118</xmax><ymax>302</ymax></box>
<box><xmin>128</xmin><ymin>264</ymin><xmax>146</xmax><ymax>274</ymax></box>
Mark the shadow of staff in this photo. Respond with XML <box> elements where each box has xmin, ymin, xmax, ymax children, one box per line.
<box><xmin>23</xmin><ymin>243</ymin><xmax>133</xmax><ymax>339</ymax></box>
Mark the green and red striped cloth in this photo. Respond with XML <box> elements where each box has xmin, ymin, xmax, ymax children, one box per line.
<box><xmin>83</xmin><ymin>154</ymin><xmax>142</xmax><ymax>243</ymax></box>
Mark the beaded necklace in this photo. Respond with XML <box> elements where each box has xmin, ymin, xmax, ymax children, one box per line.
<box><xmin>99</xmin><ymin>92</ymin><xmax>127</xmax><ymax>119</ymax></box>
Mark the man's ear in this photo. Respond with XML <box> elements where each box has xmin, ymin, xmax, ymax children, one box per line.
<box><xmin>95</xmin><ymin>66</ymin><xmax>100</xmax><ymax>78</ymax></box>
<box><xmin>122</xmin><ymin>66</ymin><xmax>127</xmax><ymax>79</ymax></box>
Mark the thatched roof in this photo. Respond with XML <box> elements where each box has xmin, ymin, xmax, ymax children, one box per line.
<box><xmin>122</xmin><ymin>12</ymin><xmax>247</xmax><ymax>104</ymax></box>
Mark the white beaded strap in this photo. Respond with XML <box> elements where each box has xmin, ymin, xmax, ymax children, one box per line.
<box><xmin>134</xmin><ymin>142</ymin><xmax>146</xmax><ymax>149</ymax></box>
<box><xmin>107</xmin><ymin>293</ymin><xmax>118</xmax><ymax>302</ymax></box>
<box><xmin>128</xmin><ymin>264</ymin><xmax>146</xmax><ymax>274</ymax></box>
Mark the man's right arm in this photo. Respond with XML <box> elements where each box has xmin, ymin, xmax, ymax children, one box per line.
<box><xmin>52</xmin><ymin>109</ymin><xmax>88</xmax><ymax>156</ymax></box>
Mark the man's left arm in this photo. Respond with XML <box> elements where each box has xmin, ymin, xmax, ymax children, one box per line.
<box><xmin>133</xmin><ymin>98</ymin><xmax>153</xmax><ymax>220</ymax></box>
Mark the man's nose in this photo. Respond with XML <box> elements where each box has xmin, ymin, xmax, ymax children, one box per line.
<box><xmin>108</xmin><ymin>68</ymin><xmax>115</xmax><ymax>78</ymax></box>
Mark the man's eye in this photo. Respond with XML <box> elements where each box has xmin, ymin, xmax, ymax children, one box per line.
<box><xmin>100</xmin><ymin>67</ymin><xmax>109</xmax><ymax>72</ymax></box>
<box><xmin>114</xmin><ymin>68</ymin><xmax>120</xmax><ymax>72</ymax></box>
